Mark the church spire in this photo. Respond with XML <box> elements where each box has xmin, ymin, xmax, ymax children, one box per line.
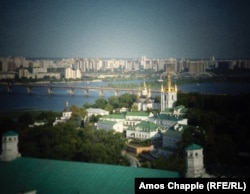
<box><xmin>147</xmin><ymin>85</ymin><xmax>151</xmax><ymax>98</ymax></box>
<box><xmin>167</xmin><ymin>71</ymin><xmax>171</xmax><ymax>92</ymax></box>
<box><xmin>143</xmin><ymin>79</ymin><xmax>147</xmax><ymax>89</ymax></box>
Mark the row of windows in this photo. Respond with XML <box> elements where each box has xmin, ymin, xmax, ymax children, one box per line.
<box><xmin>3</xmin><ymin>137</ymin><xmax>17</xmax><ymax>141</ymax></box>
<box><xmin>130</xmin><ymin>133</ymin><xmax>149</xmax><ymax>139</ymax></box>
<box><xmin>188</xmin><ymin>152</ymin><xmax>199</xmax><ymax>157</ymax></box>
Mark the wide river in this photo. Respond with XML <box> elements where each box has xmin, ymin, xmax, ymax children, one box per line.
<box><xmin>1</xmin><ymin>80</ymin><xmax>250</xmax><ymax>112</ymax></box>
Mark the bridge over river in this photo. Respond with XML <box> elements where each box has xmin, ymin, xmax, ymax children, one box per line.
<box><xmin>0</xmin><ymin>82</ymin><xmax>160</xmax><ymax>96</ymax></box>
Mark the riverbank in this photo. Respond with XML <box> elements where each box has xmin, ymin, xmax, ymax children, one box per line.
<box><xmin>0</xmin><ymin>108</ymin><xmax>59</xmax><ymax>119</ymax></box>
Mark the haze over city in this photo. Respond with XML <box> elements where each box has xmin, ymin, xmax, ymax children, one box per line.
<box><xmin>1</xmin><ymin>0</ymin><xmax>250</xmax><ymax>59</ymax></box>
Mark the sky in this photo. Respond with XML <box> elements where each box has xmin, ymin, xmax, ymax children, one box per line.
<box><xmin>0</xmin><ymin>0</ymin><xmax>250</xmax><ymax>59</ymax></box>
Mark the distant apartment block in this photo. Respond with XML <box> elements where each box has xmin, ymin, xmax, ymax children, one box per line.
<box><xmin>1</xmin><ymin>56</ymin><xmax>250</xmax><ymax>80</ymax></box>
<box><xmin>65</xmin><ymin>67</ymin><xmax>81</xmax><ymax>79</ymax></box>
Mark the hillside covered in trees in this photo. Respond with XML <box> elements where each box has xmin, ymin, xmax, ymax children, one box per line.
<box><xmin>1</xmin><ymin>92</ymin><xmax>250</xmax><ymax>176</ymax></box>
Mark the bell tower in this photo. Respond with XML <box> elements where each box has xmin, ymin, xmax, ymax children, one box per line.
<box><xmin>0</xmin><ymin>130</ymin><xmax>21</xmax><ymax>162</ymax></box>
<box><xmin>160</xmin><ymin>71</ymin><xmax>177</xmax><ymax>111</ymax></box>
<box><xmin>185</xmin><ymin>144</ymin><xmax>206</xmax><ymax>178</ymax></box>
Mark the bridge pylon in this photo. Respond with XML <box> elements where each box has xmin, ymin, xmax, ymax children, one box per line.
<box><xmin>48</xmin><ymin>87</ymin><xmax>53</xmax><ymax>95</ymax></box>
<box><xmin>69</xmin><ymin>88</ymin><xmax>74</xmax><ymax>95</ymax></box>
<box><xmin>26</xmin><ymin>86</ymin><xmax>32</xmax><ymax>94</ymax></box>
<box><xmin>99</xmin><ymin>89</ymin><xmax>103</xmax><ymax>96</ymax></box>
<box><xmin>7</xmin><ymin>85</ymin><xmax>13</xmax><ymax>93</ymax></box>
<box><xmin>114</xmin><ymin>90</ymin><xmax>119</xmax><ymax>96</ymax></box>
<box><xmin>84</xmin><ymin>89</ymin><xmax>89</xmax><ymax>96</ymax></box>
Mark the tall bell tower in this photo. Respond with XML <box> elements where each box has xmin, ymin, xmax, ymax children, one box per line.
<box><xmin>160</xmin><ymin>71</ymin><xmax>177</xmax><ymax>111</ymax></box>
<box><xmin>0</xmin><ymin>130</ymin><xmax>21</xmax><ymax>162</ymax></box>
<box><xmin>185</xmin><ymin>144</ymin><xmax>206</xmax><ymax>178</ymax></box>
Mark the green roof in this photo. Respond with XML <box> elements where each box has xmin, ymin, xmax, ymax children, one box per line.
<box><xmin>153</xmin><ymin>114</ymin><xmax>181</xmax><ymax>121</ymax></box>
<box><xmin>103</xmin><ymin>114</ymin><xmax>125</xmax><ymax>119</ymax></box>
<box><xmin>0</xmin><ymin>157</ymin><xmax>180</xmax><ymax>194</ymax></box>
<box><xmin>98</xmin><ymin>120</ymin><xmax>117</xmax><ymax>125</ymax></box>
<box><xmin>126</xmin><ymin>111</ymin><xmax>148</xmax><ymax>117</ymax></box>
<box><xmin>186</xmin><ymin>144</ymin><xmax>203</xmax><ymax>151</ymax></box>
<box><xmin>129</xmin><ymin>121</ymin><xmax>160</xmax><ymax>132</ymax></box>
<box><xmin>2</xmin><ymin>130</ymin><xmax>18</xmax><ymax>137</ymax></box>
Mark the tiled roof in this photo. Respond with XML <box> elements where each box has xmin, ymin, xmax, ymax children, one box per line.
<box><xmin>2</xmin><ymin>130</ymin><xmax>18</xmax><ymax>137</ymax></box>
<box><xmin>186</xmin><ymin>144</ymin><xmax>203</xmax><ymax>151</ymax></box>
<box><xmin>98</xmin><ymin>120</ymin><xmax>117</xmax><ymax>125</ymax></box>
<box><xmin>126</xmin><ymin>111</ymin><xmax>148</xmax><ymax>117</ymax></box>
<box><xmin>128</xmin><ymin>121</ymin><xmax>160</xmax><ymax>132</ymax></box>
<box><xmin>0</xmin><ymin>157</ymin><xmax>180</xmax><ymax>194</ymax></box>
<box><xmin>103</xmin><ymin>114</ymin><xmax>125</xmax><ymax>119</ymax></box>
<box><xmin>153</xmin><ymin>114</ymin><xmax>181</xmax><ymax>121</ymax></box>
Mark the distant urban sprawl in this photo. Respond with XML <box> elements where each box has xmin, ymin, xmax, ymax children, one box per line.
<box><xmin>1</xmin><ymin>56</ymin><xmax>250</xmax><ymax>80</ymax></box>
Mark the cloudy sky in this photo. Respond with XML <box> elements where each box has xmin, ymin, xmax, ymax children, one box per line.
<box><xmin>1</xmin><ymin>0</ymin><xmax>250</xmax><ymax>59</ymax></box>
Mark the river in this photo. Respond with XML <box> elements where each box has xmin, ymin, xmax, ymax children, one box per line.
<box><xmin>0</xmin><ymin>80</ymin><xmax>250</xmax><ymax>112</ymax></box>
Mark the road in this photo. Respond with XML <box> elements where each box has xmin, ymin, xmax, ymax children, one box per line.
<box><xmin>122</xmin><ymin>150</ymin><xmax>140</xmax><ymax>168</ymax></box>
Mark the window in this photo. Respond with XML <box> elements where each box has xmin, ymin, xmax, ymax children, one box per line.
<box><xmin>195</xmin><ymin>152</ymin><xmax>198</xmax><ymax>157</ymax></box>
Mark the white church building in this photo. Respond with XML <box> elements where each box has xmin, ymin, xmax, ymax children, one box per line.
<box><xmin>53</xmin><ymin>101</ymin><xmax>72</xmax><ymax>126</ymax></box>
<box><xmin>160</xmin><ymin>72</ymin><xmax>178</xmax><ymax>112</ymax></box>
<box><xmin>133</xmin><ymin>80</ymin><xmax>160</xmax><ymax>111</ymax></box>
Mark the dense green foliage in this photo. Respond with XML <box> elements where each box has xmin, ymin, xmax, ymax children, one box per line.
<box><xmin>83</xmin><ymin>93</ymin><xmax>137</xmax><ymax>112</ymax></box>
<box><xmin>0</xmin><ymin>110</ymin><xmax>129</xmax><ymax>166</ymax></box>
<box><xmin>1</xmin><ymin>91</ymin><xmax>250</xmax><ymax>176</ymax></box>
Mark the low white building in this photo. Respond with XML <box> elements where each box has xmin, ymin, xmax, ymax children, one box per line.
<box><xmin>53</xmin><ymin>101</ymin><xmax>72</xmax><ymax>126</ymax></box>
<box><xmin>96</xmin><ymin>120</ymin><xmax>124</xmax><ymax>133</ymax></box>
<box><xmin>125</xmin><ymin>111</ymin><xmax>148</xmax><ymax>121</ymax></box>
<box><xmin>86</xmin><ymin>108</ymin><xmax>109</xmax><ymax>118</ymax></box>
<box><xmin>0</xmin><ymin>72</ymin><xmax>16</xmax><ymax>80</ymax></box>
<box><xmin>126</xmin><ymin>121</ymin><xmax>165</xmax><ymax>140</ymax></box>
<box><xmin>101</xmin><ymin>114</ymin><xmax>125</xmax><ymax>123</ymax></box>
<box><xmin>149</xmin><ymin>113</ymin><xmax>187</xmax><ymax>128</ymax></box>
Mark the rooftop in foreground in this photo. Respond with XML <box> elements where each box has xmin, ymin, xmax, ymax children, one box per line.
<box><xmin>0</xmin><ymin>157</ymin><xmax>180</xmax><ymax>194</ymax></box>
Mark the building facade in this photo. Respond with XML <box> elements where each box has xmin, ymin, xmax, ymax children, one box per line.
<box><xmin>133</xmin><ymin>80</ymin><xmax>160</xmax><ymax>111</ymax></box>
<box><xmin>0</xmin><ymin>130</ymin><xmax>21</xmax><ymax>162</ymax></box>
<box><xmin>160</xmin><ymin>72</ymin><xmax>177</xmax><ymax>111</ymax></box>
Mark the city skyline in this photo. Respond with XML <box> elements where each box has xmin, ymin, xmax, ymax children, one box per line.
<box><xmin>1</xmin><ymin>0</ymin><xmax>250</xmax><ymax>59</ymax></box>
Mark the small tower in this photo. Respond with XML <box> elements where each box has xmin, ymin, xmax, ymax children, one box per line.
<box><xmin>185</xmin><ymin>144</ymin><xmax>206</xmax><ymax>178</ymax></box>
<box><xmin>160</xmin><ymin>71</ymin><xmax>177</xmax><ymax>111</ymax></box>
<box><xmin>62</xmin><ymin>101</ymin><xmax>72</xmax><ymax>119</ymax></box>
<box><xmin>0</xmin><ymin>130</ymin><xmax>21</xmax><ymax>162</ymax></box>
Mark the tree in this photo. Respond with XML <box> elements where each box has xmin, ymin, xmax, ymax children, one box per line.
<box><xmin>108</xmin><ymin>96</ymin><xmax>120</xmax><ymax>109</ymax></box>
<box><xmin>18</xmin><ymin>113</ymin><xmax>34</xmax><ymax>125</ymax></box>
<box><xmin>70</xmin><ymin>104</ymin><xmax>79</xmax><ymax>117</ymax></box>
<box><xmin>94</xmin><ymin>98</ymin><xmax>107</xmax><ymax>109</ymax></box>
